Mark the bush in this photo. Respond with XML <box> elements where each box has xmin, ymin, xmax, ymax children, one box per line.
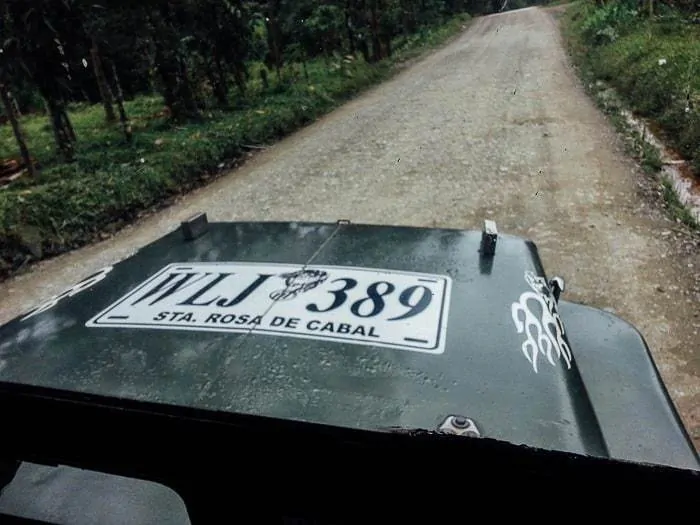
<box><xmin>579</xmin><ymin>1</ymin><xmax>639</xmax><ymax>45</ymax></box>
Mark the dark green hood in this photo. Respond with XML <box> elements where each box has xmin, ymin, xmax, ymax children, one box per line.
<box><xmin>0</xmin><ymin>221</ymin><xmax>608</xmax><ymax>458</ymax></box>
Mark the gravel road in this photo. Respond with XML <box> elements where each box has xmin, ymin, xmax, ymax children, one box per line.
<box><xmin>1</xmin><ymin>7</ymin><xmax>698</xmax><ymax>448</ymax></box>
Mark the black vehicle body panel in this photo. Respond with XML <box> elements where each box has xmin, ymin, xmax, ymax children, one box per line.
<box><xmin>559</xmin><ymin>301</ymin><xmax>698</xmax><ymax>469</ymax></box>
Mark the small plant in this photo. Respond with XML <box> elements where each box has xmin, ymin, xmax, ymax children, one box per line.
<box><xmin>661</xmin><ymin>179</ymin><xmax>700</xmax><ymax>230</ymax></box>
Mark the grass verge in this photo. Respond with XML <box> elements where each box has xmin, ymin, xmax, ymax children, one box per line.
<box><xmin>561</xmin><ymin>1</ymin><xmax>699</xmax><ymax>229</ymax></box>
<box><xmin>0</xmin><ymin>14</ymin><xmax>471</xmax><ymax>280</ymax></box>
<box><xmin>662</xmin><ymin>179</ymin><xmax>699</xmax><ymax>229</ymax></box>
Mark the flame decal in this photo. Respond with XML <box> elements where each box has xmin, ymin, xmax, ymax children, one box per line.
<box><xmin>511</xmin><ymin>271</ymin><xmax>572</xmax><ymax>373</ymax></box>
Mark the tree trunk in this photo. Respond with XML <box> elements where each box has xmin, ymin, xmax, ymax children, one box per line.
<box><xmin>402</xmin><ymin>0</ymin><xmax>417</xmax><ymax>33</ymax></box>
<box><xmin>0</xmin><ymin>84</ymin><xmax>35</xmax><ymax>178</ymax></box>
<box><xmin>149</xmin><ymin>10</ymin><xmax>201</xmax><ymax>122</ymax></box>
<box><xmin>358</xmin><ymin>39</ymin><xmax>370</xmax><ymax>62</ymax></box>
<box><xmin>146</xmin><ymin>14</ymin><xmax>179</xmax><ymax>111</ymax></box>
<box><xmin>206</xmin><ymin>63</ymin><xmax>228</xmax><ymax>106</ymax></box>
<box><xmin>153</xmin><ymin>43</ymin><xmax>200</xmax><ymax>121</ymax></box>
<box><xmin>265</xmin><ymin>7</ymin><xmax>283</xmax><ymax>81</ymax></box>
<box><xmin>61</xmin><ymin>108</ymin><xmax>76</xmax><ymax>143</ymax></box>
<box><xmin>7</xmin><ymin>91</ymin><xmax>21</xmax><ymax>118</ymax></box>
<box><xmin>345</xmin><ymin>2</ymin><xmax>356</xmax><ymax>55</ymax></box>
<box><xmin>214</xmin><ymin>55</ymin><xmax>231</xmax><ymax>101</ymax></box>
<box><xmin>46</xmin><ymin>98</ymin><xmax>74</xmax><ymax>163</ymax></box>
<box><xmin>176</xmin><ymin>57</ymin><xmax>203</xmax><ymax>118</ymax></box>
<box><xmin>107</xmin><ymin>59</ymin><xmax>132</xmax><ymax>143</ymax></box>
<box><xmin>90</xmin><ymin>38</ymin><xmax>116</xmax><ymax>123</ymax></box>
<box><xmin>231</xmin><ymin>64</ymin><xmax>246</xmax><ymax>96</ymax></box>
<box><xmin>156</xmin><ymin>54</ymin><xmax>178</xmax><ymax>113</ymax></box>
<box><xmin>369</xmin><ymin>1</ymin><xmax>382</xmax><ymax>62</ymax></box>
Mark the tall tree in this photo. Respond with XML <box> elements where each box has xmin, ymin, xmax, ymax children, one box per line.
<box><xmin>80</xmin><ymin>1</ymin><xmax>137</xmax><ymax>139</ymax></box>
<box><xmin>106</xmin><ymin>58</ymin><xmax>132</xmax><ymax>142</ymax></box>
<box><xmin>186</xmin><ymin>0</ymin><xmax>251</xmax><ymax>103</ymax></box>
<box><xmin>90</xmin><ymin>36</ymin><xmax>116</xmax><ymax>122</ymax></box>
<box><xmin>0</xmin><ymin>84</ymin><xmax>35</xmax><ymax>178</ymax></box>
<box><xmin>5</xmin><ymin>0</ymin><xmax>78</xmax><ymax>162</ymax></box>
<box><xmin>146</xmin><ymin>1</ymin><xmax>201</xmax><ymax>121</ymax></box>
<box><xmin>0</xmin><ymin>5</ymin><xmax>35</xmax><ymax>177</ymax></box>
<box><xmin>265</xmin><ymin>0</ymin><xmax>285</xmax><ymax>79</ymax></box>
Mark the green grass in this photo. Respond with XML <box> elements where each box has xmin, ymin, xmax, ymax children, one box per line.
<box><xmin>0</xmin><ymin>14</ymin><xmax>470</xmax><ymax>279</ymax></box>
<box><xmin>584</xmin><ymin>84</ymin><xmax>698</xmax><ymax>230</ymax></box>
<box><xmin>563</xmin><ymin>2</ymin><xmax>700</xmax><ymax>172</ymax></box>
<box><xmin>640</xmin><ymin>140</ymin><xmax>663</xmax><ymax>173</ymax></box>
<box><xmin>563</xmin><ymin>2</ymin><xmax>699</xmax><ymax>228</ymax></box>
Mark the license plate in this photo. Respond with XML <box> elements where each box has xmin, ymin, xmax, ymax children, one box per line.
<box><xmin>86</xmin><ymin>263</ymin><xmax>452</xmax><ymax>354</ymax></box>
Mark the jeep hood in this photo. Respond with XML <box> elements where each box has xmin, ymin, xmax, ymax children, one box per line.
<box><xmin>0</xmin><ymin>221</ymin><xmax>615</xmax><ymax>459</ymax></box>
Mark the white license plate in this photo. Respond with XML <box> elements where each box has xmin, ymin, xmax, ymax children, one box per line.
<box><xmin>86</xmin><ymin>263</ymin><xmax>452</xmax><ymax>354</ymax></box>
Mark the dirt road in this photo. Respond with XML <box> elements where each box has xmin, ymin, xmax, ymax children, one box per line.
<box><xmin>1</xmin><ymin>7</ymin><xmax>698</xmax><ymax>447</ymax></box>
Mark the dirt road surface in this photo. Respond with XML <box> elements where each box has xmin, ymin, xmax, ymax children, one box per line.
<box><xmin>1</xmin><ymin>7</ymin><xmax>698</xmax><ymax>449</ymax></box>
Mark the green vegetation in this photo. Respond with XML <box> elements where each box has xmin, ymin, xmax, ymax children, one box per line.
<box><xmin>563</xmin><ymin>1</ymin><xmax>699</xmax><ymax>229</ymax></box>
<box><xmin>0</xmin><ymin>0</ymin><xmax>551</xmax><ymax>280</ymax></box>
<box><xmin>0</xmin><ymin>11</ymin><xmax>472</xmax><ymax>279</ymax></box>
<box><xmin>0</xmin><ymin>66</ymin><xmax>377</xmax><ymax>269</ymax></box>
<box><xmin>0</xmin><ymin>0</ymin><xmax>494</xmax><ymax>281</ymax></box>
<box><xmin>563</xmin><ymin>1</ymin><xmax>700</xmax><ymax>174</ymax></box>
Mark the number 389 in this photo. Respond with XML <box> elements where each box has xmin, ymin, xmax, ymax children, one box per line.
<box><xmin>306</xmin><ymin>278</ymin><xmax>433</xmax><ymax>320</ymax></box>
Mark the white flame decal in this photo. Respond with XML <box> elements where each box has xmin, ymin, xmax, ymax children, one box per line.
<box><xmin>511</xmin><ymin>271</ymin><xmax>572</xmax><ymax>373</ymax></box>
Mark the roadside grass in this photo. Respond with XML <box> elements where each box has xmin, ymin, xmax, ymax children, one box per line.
<box><xmin>562</xmin><ymin>1</ymin><xmax>699</xmax><ymax>230</ymax></box>
<box><xmin>587</xmin><ymin>82</ymin><xmax>698</xmax><ymax>230</ymax></box>
<box><xmin>662</xmin><ymin>179</ymin><xmax>699</xmax><ymax>230</ymax></box>
<box><xmin>0</xmin><ymin>14</ymin><xmax>470</xmax><ymax>280</ymax></box>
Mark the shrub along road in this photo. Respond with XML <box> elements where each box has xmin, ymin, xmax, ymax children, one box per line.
<box><xmin>1</xmin><ymin>6</ymin><xmax>699</xmax><ymax>449</ymax></box>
